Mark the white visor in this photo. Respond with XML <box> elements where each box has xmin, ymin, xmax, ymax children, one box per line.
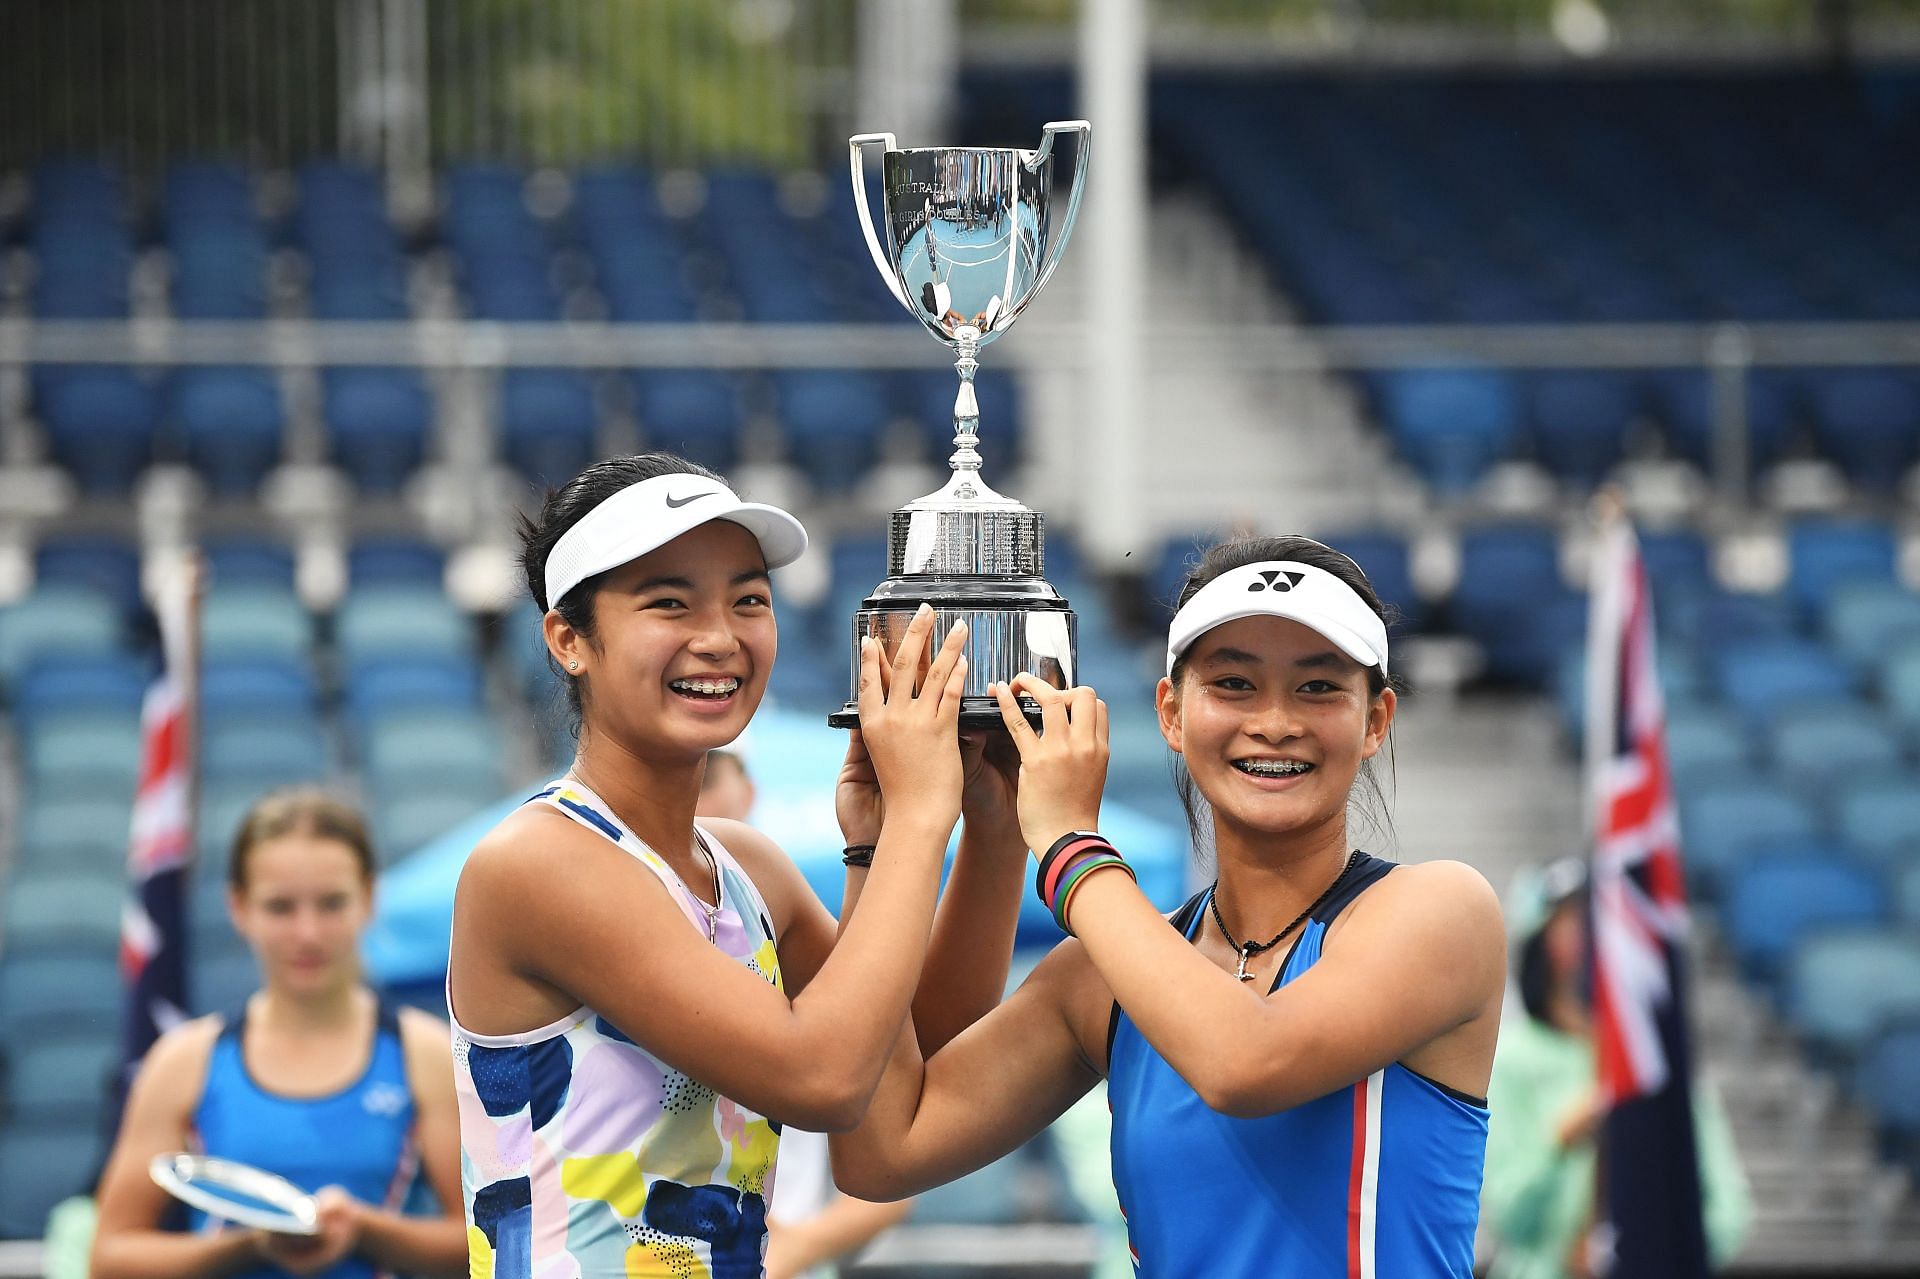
<box><xmin>542</xmin><ymin>473</ymin><xmax>808</xmax><ymax>609</ymax></box>
<box><xmin>1165</xmin><ymin>560</ymin><xmax>1389</xmax><ymax>677</ymax></box>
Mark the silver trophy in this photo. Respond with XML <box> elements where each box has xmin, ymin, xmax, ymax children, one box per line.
<box><xmin>828</xmin><ymin>121</ymin><xmax>1091</xmax><ymax>730</ymax></box>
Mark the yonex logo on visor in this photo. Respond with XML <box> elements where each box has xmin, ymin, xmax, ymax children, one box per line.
<box><xmin>1166</xmin><ymin>559</ymin><xmax>1389</xmax><ymax>677</ymax></box>
<box><xmin>543</xmin><ymin>474</ymin><xmax>808</xmax><ymax>610</ymax></box>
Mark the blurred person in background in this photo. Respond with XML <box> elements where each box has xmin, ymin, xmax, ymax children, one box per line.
<box><xmin>693</xmin><ymin>747</ymin><xmax>915</xmax><ymax>1279</ymax></box>
<box><xmin>831</xmin><ymin>535</ymin><xmax>1505</xmax><ymax>1277</ymax></box>
<box><xmin>1482</xmin><ymin>860</ymin><xmax>1751</xmax><ymax>1278</ymax></box>
<box><xmin>90</xmin><ymin>788</ymin><xmax>467</xmax><ymax>1279</ymax></box>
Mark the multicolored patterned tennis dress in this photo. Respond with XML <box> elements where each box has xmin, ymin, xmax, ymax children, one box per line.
<box><xmin>450</xmin><ymin>779</ymin><xmax>784</xmax><ymax>1279</ymax></box>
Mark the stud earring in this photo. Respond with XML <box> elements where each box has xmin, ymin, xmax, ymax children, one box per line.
<box><xmin>568</xmin><ymin>660</ymin><xmax>580</xmax><ymax>672</ymax></box>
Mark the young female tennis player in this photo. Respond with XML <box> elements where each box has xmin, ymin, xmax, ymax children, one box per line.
<box><xmin>91</xmin><ymin>789</ymin><xmax>467</xmax><ymax>1279</ymax></box>
<box><xmin>831</xmin><ymin>534</ymin><xmax>1507</xmax><ymax>1278</ymax></box>
<box><xmin>445</xmin><ymin>453</ymin><xmax>1021</xmax><ymax>1279</ymax></box>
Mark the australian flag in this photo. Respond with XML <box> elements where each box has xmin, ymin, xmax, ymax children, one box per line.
<box><xmin>118</xmin><ymin>561</ymin><xmax>196</xmax><ymax>1098</ymax></box>
<box><xmin>1583</xmin><ymin>512</ymin><xmax>1709</xmax><ymax>1277</ymax></box>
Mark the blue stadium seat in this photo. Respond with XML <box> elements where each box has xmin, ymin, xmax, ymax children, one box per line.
<box><xmin>170</xmin><ymin>367</ymin><xmax>284</xmax><ymax>494</ymax></box>
<box><xmin>9</xmin><ymin>653</ymin><xmax>150</xmax><ymax>730</ymax></box>
<box><xmin>201</xmin><ymin>721</ymin><xmax>331</xmax><ymax>788</ymax></box>
<box><xmin>0</xmin><ymin>585</ymin><xmax>124</xmax><ymax>687</ymax></box>
<box><xmin>17</xmin><ymin>798</ymin><xmax>136</xmax><ymax>866</ymax></box>
<box><xmin>336</xmin><ymin>588</ymin><xmax>473</xmax><ymax>664</ymax></box>
<box><xmin>775</xmin><ymin>371</ymin><xmax>893</xmax><ymax>493</ymax></box>
<box><xmin>1787</xmin><ymin>929</ymin><xmax>1920</xmax><ymax>1063</ymax></box>
<box><xmin>1875</xmin><ymin>641</ymin><xmax>1920</xmax><ymax>745</ymax></box>
<box><xmin>1375</xmin><ymin>368</ymin><xmax>1522</xmax><ymax>493</ymax></box>
<box><xmin>3</xmin><ymin>1030</ymin><xmax>121</xmax><ymax>1115</ymax></box>
<box><xmin>1824</xmin><ymin>581</ymin><xmax>1920</xmax><ymax>673</ymax></box>
<box><xmin>1649</xmin><ymin>370</ymin><xmax>1793</xmax><ymax>473</ymax></box>
<box><xmin>35</xmin><ymin>366</ymin><xmax>160</xmax><ymax>493</ymax></box>
<box><xmin>199</xmin><ymin>657</ymin><xmax>320</xmax><ymax>722</ymax></box>
<box><xmin>203</xmin><ymin>536</ymin><xmax>298</xmax><ymax>590</ymax></box>
<box><xmin>323</xmin><ymin>368</ymin><xmax>432</xmax><ymax>492</ymax></box>
<box><xmin>1677</xmin><ymin>781</ymin><xmax>1821</xmax><ymax>897</ymax></box>
<box><xmin>1710</xmin><ymin>638</ymin><xmax>1856</xmax><ymax>730</ymax></box>
<box><xmin>201</xmin><ymin>586</ymin><xmax>312</xmax><ymax>663</ymax></box>
<box><xmin>1663</xmin><ymin>588</ymin><xmax>1798</xmax><ymax>650</ymax></box>
<box><xmin>1902</xmin><ymin>864</ymin><xmax>1920</xmax><ymax>929</ymax></box>
<box><xmin>0</xmin><ymin>950</ymin><xmax>122</xmax><ymax>1038</ymax></box>
<box><xmin>1663</xmin><ymin>703</ymin><xmax>1753</xmax><ymax>790</ymax></box>
<box><xmin>501</xmin><ymin>369</ymin><xmax>599</xmax><ymax>483</ymax></box>
<box><xmin>1</xmin><ymin>871</ymin><xmax>123</xmax><ymax>952</ymax></box>
<box><xmin>1763</xmin><ymin>699</ymin><xmax>1904</xmax><ymax>797</ymax></box>
<box><xmin>1723</xmin><ymin>853</ymin><xmax>1887</xmax><ymax>984</ymax></box>
<box><xmin>1526</xmin><ymin>371</ymin><xmax>1639</xmax><ymax>487</ymax></box>
<box><xmin>1637</xmin><ymin>528</ymin><xmax>1714</xmax><ymax>615</ymax></box>
<box><xmin>343</xmin><ymin>655</ymin><xmax>485</xmax><ymax>728</ymax></box>
<box><xmin>1804</xmin><ymin>370</ymin><xmax>1920</xmax><ymax>489</ymax></box>
<box><xmin>632</xmin><ymin>372</ymin><xmax>744</xmax><ymax>472</ymax></box>
<box><xmin>824</xmin><ymin>535</ymin><xmax>891</xmax><ymax>644</ymax></box>
<box><xmin>0</xmin><ymin>1120</ymin><xmax>106</xmax><ymax>1239</ymax></box>
<box><xmin>1785</xmin><ymin>518</ymin><xmax>1898</xmax><ymax>620</ymax></box>
<box><xmin>1450</xmin><ymin>523</ymin><xmax>1580</xmax><ymax>685</ymax></box>
<box><xmin>22</xmin><ymin>713</ymin><xmax>143</xmax><ymax>794</ymax></box>
<box><xmin>1319</xmin><ymin>530</ymin><xmax>1425</xmax><ymax>634</ymax></box>
<box><xmin>363</xmin><ymin>709</ymin><xmax>502</xmax><ymax>790</ymax></box>
<box><xmin>375</xmin><ymin>790</ymin><xmax>494</xmax><ymax>860</ymax></box>
<box><xmin>1834</xmin><ymin>776</ymin><xmax>1920</xmax><ymax>873</ymax></box>
<box><xmin>1857</xmin><ymin>1018</ymin><xmax>1920</xmax><ymax>1176</ymax></box>
<box><xmin>193</xmin><ymin>950</ymin><xmax>260</xmax><ymax>1018</ymax></box>
<box><xmin>348</xmin><ymin>537</ymin><xmax>445</xmax><ymax>588</ymax></box>
<box><xmin>34</xmin><ymin>535</ymin><xmax>143</xmax><ymax>618</ymax></box>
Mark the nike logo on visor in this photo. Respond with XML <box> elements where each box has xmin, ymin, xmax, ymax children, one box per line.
<box><xmin>664</xmin><ymin>490</ymin><xmax>716</xmax><ymax>509</ymax></box>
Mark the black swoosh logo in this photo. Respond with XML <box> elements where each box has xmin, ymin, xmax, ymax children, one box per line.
<box><xmin>664</xmin><ymin>490</ymin><xmax>717</xmax><ymax>509</ymax></box>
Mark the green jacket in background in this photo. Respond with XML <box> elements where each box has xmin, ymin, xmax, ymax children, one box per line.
<box><xmin>1482</xmin><ymin>1013</ymin><xmax>1752</xmax><ymax>1278</ymax></box>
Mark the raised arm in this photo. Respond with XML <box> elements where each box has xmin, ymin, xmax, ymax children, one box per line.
<box><xmin>91</xmin><ymin>1021</ymin><xmax>268</xmax><ymax>1279</ymax></box>
<box><xmin>991</xmin><ymin>678</ymin><xmax>1506</xmax><ymax>1117</ymax></box>
<box><xmin>455</xmin><ymin>610</ymin><xmax>968</xmax><ymax>1133</ymax></box>
<box><xmin>828</xmin><ymin>937</ymin><xmax>1108</xmax><ymax>1202</ymax></box>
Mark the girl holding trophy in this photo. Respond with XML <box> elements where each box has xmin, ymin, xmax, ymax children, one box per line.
<box><xmin>831</xmin><ymin>535</ymin><xmax>1506</xmax><ymax>1277</ymax></box>
<box><xmin>445</xmin><ymin>453</ymin><xmax>1026</xmax><ymax>1279</ymax></box>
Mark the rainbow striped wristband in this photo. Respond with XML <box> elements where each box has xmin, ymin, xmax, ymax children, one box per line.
<box><xmin>1035</xmin><ymin>832</ymin><xmax>1136</xmax><ymax>935</ymax></box>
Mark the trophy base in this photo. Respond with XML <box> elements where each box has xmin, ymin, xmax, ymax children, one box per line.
<box><xmin>827</xmin><ymin>694</ymin><xmax>1044</xmax><ymax>733</ymax></box>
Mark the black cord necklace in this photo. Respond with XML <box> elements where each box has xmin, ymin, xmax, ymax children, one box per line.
<box><xmin>1209</xmin><ymin>849</ymin><xmax>1363</xmax><ymax>982</ymax></box>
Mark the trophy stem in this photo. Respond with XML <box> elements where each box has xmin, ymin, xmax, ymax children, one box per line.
<box><xmin>949</xmin><ymin>328</ymin><xmax>983</xmax><ymax>477</ymax></box>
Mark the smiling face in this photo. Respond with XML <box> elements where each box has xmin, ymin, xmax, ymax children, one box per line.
<box><xmin>1157</xmin><ymin>615</ymin><xmax>1395</xmax><ymax>848</ymax></box>
<box><xmin>228</xmin><ymin>833</ymin><xmax>373</xmax><ymax>998</ymax></box>
<box><xmin>548</xmin><ymin>519</ymin><xmax>777</xmax><ymax>763</ymax></box>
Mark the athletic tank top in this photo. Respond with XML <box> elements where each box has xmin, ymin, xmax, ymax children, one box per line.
<box><xmin>451</xmin><ymin>779</ymin><xmax>784</xmax><ymax>1279</ymax></box>
<box><xmin>1107</xmin><ymin>853</ymin><xmax>1489</xmax><ymax>1278</ymax></box>
<box><xmin>190</xmin><ymin>997</ymin><xmax>418</xmax><ymax>1279</ymax></box>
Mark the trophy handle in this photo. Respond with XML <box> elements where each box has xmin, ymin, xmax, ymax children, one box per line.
<box><xmin>1025</xmin><ymin>120</ymin><xmax>1091</xmax><ymax>303</ymax></box>
<box><xmin>849</xmin><ymin>132</ymin><xmax>914</xmax><ymax>315</ymax></box>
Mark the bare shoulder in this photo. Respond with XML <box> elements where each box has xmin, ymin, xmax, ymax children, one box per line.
<box><xmin>1364</xmin><ymin>859</ymin><xmax>1503</xmax><ymax>931</ymax></box>
<box><xmin>128</xmin><ymin>1014</ymin><xmax>224</xmax><ymax>1109</ymax></box>
<box><xmin>395</xmin><ymin>1006</ymin><xmax>456</xmax><ymax>1095</ymax></box>
<box><xmin>458</xmin><ymin>803</ymin><xmax>624</xmax><ymax>904</ymax></box>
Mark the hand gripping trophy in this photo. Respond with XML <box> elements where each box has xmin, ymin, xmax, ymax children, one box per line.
<box><xmin>828</xmin><ymin>121</ymin><xmax>1091</xmax><ymax>730</ymax></box>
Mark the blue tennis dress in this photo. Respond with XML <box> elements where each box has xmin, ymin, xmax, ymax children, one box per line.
<box><xmin>1107</xmin><ymin>854</ymin><xmax>1489</xmax><ymax>1278</ymax></box>
<box><xmin>190</xmin><ymin>998</ymin><xmax>419</xmax><ymax>1279</ymax></box>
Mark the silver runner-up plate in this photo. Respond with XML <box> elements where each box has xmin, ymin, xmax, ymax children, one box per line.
<box><xmin>148</xmin><ymin>1152</ymin><xmax>321</xmax><ymax>1235</ymax></box>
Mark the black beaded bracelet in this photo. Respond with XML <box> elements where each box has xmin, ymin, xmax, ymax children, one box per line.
<box><xmin>841</xmin><ymin>844</ymin><xmax>877</xmax><ymax>868</ymax></box>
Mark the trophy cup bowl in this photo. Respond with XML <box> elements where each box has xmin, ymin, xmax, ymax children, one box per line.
<box><xmin>828</xmin><ymin>121</ymin><xmax>1090</xmax><ymax>731</ymax></box>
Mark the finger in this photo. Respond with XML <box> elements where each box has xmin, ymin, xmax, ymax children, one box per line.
<box><xmin>855</xmin><ymin>636</ymin><xmax>882</xmax><ymax>719</ymax></box>
<box><xmin>919</xmin><ymin>620</ymin><xmax>969</xmax><ymax>706</ymax></box>
<box><xmin>872</xmin><ymin>632</ymin><xmax>894</xmax><ymax>699</ymax></box>
<box><xmin>1012</xmin><ymin>672</ymin><xmax>1070</xmax><ymax>740</ymax></box>
<box><xmin>1068</xmin><ymin>686</ymin><xmax>1098</xmax><ymax>747</ymax></box>
<box><xmin>938</xmin><ymin>654</ymin><xmax>969</xmax><ymax>723</ymax></box>
<box><xmin>893</xmin><ymin>604</ymin><xmax>936</xmax><ymax>693</ymax></box>
<box><xmin>991</xmin><ymin>680</ymin><xmax>1039</xmax><ymax>750</ymax></box>
<box><xmin>1095</xmin><ymin>697</ymin><xmax>1109</xmax><ymax>747</ymax></box>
